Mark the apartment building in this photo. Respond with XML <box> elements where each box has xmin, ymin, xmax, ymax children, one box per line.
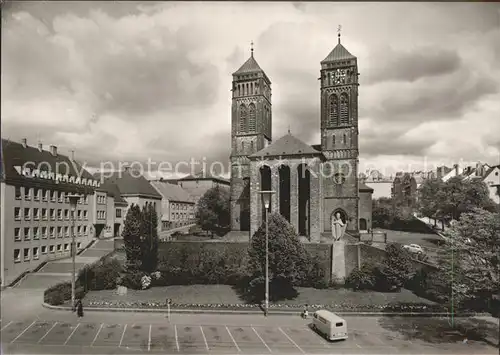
<box><xmin>0</xmin><ymin>138</ymin><xmax>100</xmax><ymax>286</ymax></box>
<box><xmin>94</xmin><ymin>180</ymin><xmax>128</xmax><ymax>238</ymax></box>
<box><xmin>150</xmin><ymin>180</ymin><xmax>195</xmax><ymax>231</ymax></box>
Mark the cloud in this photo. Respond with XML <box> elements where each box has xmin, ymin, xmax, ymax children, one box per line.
<box><xmin>1</xmin><ymin>2</ymin><xmax>500</xmax><ymax>178</ymax></box>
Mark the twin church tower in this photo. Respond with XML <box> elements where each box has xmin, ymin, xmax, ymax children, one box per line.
<box><xmin>229</xmin><ymin>34</ymin><xmax>368</xmax><ymax>242</ymax></box>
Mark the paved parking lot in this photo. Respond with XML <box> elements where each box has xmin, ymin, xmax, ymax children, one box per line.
<box><xmin>1</xmin><ymin>318</ymin><xmax>496</xmax><ymax>354</ymax></box>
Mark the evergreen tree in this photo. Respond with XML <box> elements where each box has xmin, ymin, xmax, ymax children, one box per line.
<box><xmin>141</xmin><ymin>203</ymin><xmax>159</xmax><ymax>273</ymax></box>
<box><xmin>196</xmin><ymin>186</ymin><xmax>230</xmax><ymax>237</ymax></box>
<box><xmin>122</xmin><ymin>204</ymin><xmax>143</xmax><ymax>272</ymax></box>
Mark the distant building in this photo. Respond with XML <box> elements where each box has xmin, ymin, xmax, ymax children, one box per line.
<box><xmin>361</xmin><ymin>170</ymin><xmax>393</xmax><ymax>199</ymax></box>
<box><xmin>150</xmin><ymin>180</ymin><xmax>196</xmax><ymax>232</ymax></box>
<box><xmin>95</xmin><ymin>180</ymin><xmax>128</xmax><ymax>238</ymax></box>
<box><xmin>0</xmin><ymin>138</ymin><xmax>100</xmax><ymax>286</ymax></box>
<box><xmin>176</xmin><ymin>170</ymin><xmax>229</xmax><ymax>207</ymax></box>
<box><xmin>392</xmin><ymin>172</ymin><xmax>417</xmax><ymax>209</ymax></box>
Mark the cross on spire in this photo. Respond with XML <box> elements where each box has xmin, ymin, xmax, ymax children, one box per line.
<box><xmin>288</xmin><ymin>125</ymin><xmax>291</xmax><ymax>134</ymax></box>
<box><xmin>337</xmin><ymin>25</ymin><xmax>342</xmax><ymax>44</ymax></box>
<box><xmin>251</xmin><ymin>40</ymin><xmax>254</xmax><ymax>57</ymax></box>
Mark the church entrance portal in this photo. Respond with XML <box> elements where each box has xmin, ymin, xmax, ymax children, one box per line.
<box><xmin>359</xmin><ymin>218</ymin><xmax>367</xmax><ymax>231</ymax></box>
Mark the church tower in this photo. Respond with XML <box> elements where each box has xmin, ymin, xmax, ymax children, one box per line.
<box><xmin>320</xmin><ymin>32</ymin><xmax>360</xmax><ymax>233</ymax></box>
<box><xmin>230</xmin><ymin>44</ymin><xmax>272</xmax><ymax>232</ymax></box>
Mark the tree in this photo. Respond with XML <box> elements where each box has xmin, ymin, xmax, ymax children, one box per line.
<box><xmin>247</xmin><ymin>213</ymin><xmax>310</xmax><ymax>300</ymax></box>
<box><xmin>372</xmin><ymin>197</ymin><xmax>394</xmax><ymax>228</ymax></box>
<box><xmin>378</xmin><ymin>244</ymin><xmax>415</xmax><ymax>291</ymax></box>
<box><xmin>196</xmin><ymin>186</ymin><xmax>230</xmax><ymax>237</ymax></box>
<box><xmin>141</xmin><ymin>204</ymin><xmax>159</xmax><ymax>273</ymax></box>
<box><xmin>122</xmin><ymin>204</ymin><xmax>143</xmax><ymax>272</ymax></box>
<box><xmin>438</xmin><ymin>208</ymin><xmax>500</xmax><ymax>311</ymax></box>
<box><xmin>417</xmin><ymin>178</ymin><xmax>444</xmax><ymax>220</ymax></box>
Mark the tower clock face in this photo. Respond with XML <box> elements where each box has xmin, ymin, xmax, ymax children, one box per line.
<box><xmin>330</xmin><ymin>68</ymin><xmax>346</xmax><ymax>85</ymax></box>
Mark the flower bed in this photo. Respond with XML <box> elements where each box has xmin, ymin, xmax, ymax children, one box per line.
<box><xmin>81</xmin><ymin>300</ymin><xmax>447</xmax><ymax>313</ymax></box>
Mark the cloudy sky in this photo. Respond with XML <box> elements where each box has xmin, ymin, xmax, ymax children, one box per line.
<box><xmin>2</xmin><ymin>1</ymin><xmax>500</xmax><ymax>178</ymax></box>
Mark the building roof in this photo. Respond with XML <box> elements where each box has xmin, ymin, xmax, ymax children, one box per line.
<box><xmin>1</xmin><ymin>138</ymin><xmax>98</xmax><ymax>193</ymax></box>
<box><xmin>179</xmin><ymin>171</ymin><xmax>230</xmax><ymax>184</ymax></box>
<box><xmin>94</xmin><ymin>169</ymin><xmax>161</xmax><ymax>199</ymax></box>
<box><xmin>484</xmin><ymin>165</ymin><xmax>500</xmax><ymax>179</ymax></box>
<box><xmin>249</xmin><ymin>133</ymin><xmax>321</xmax><ymax>158</ymax></box>
<box><xmin>233</xmin><ymin>54</ymin><xmax>264</xmax><ymax>75</ymax></box>
<box><xmin>97</xmin><ymin>179</ymin><xmax>128</xmax><ymax>206</ymax></box>
<box><xmin>150</xmin><ymin>181</ymin><xmax>193</xmax><ymax>203</ymax></box>
<box><xmin>359</xmin><ymin>182</ymin><xmax>374</xmax><ymax>193</ymax></box>
<box><xmin>321</xmin><ymin>42</ymin><xmax>356</xmax><ymax>63</ymax></box>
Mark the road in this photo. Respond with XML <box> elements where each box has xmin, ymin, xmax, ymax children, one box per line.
<box><xmin>1</xmin><ymin>287</ymin><xmax>497</xmax><ymax>355</ymax></box>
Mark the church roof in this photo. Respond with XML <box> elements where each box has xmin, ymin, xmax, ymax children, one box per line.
<box><xmin>359</xmin><ymin>182</ymin><xmax>374</xmax><ymax>193</ymax></box>
<box><xmin>233</xmin><ymin>55</ymin><xmax>264</xmax><ymax>75</ymax></box>
<box><xmin>321</xmin><ymin>42</ymin><xmax>356</xmax><ymax>63</ymax></box>
<box><xmin>249</xmin><ymin>133</ymin><xmax>321</xmax><ymax>158</ymax></box>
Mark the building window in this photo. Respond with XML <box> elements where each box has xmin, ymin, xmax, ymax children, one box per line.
<box><xmin>42</xmin><ymin>208</ymin><xmax>48</xmax><ymax>220</ymax></box>
<box><xmin>248</xmin><ymin>103</ymin><xmax>256</xmax><ymax>132</ymax></box>
<box><xmin>58</xmin><ymin>209</ymin><xmax>63</xmax><ymax>220</ymax></box>
<box><xmin>49</xmin><ymin>245</ymin><xmax>55</xmax><ymax>254</ymax></box>
<box><xmin>239</xmin><ymin>104</ymin><xmax>247</xmax><ymax>132</ymax></box>
<box><xmin>51</xmin><ymin>190</ymin><xmax>57</xmax><ymax>202</ymax></box>
<box><xmin>343</xmin><ymin>134</ymin><xmax>347</xmax><ymax>144</ymax></box>
<box><xmin>42</xmin><ymin>189</ymin><xmax>48</xmax><ymax>202</ymax></box>
<box><xmin>64</xmin><ymin>243</ymin><xmax>69</xmax><ymax>252</ymax></box>
<box><xmin>15</xmin><ymin>186</ymin><xmax>21</xmax><ymax>200</ymax></box>
<box><xmin>59</xmin><ymin>191</ymin><xmax>64</xmax><ymax>202</ymax></box>
<box><xmin>14</xmin><ymin>249</ymin><xmax>21</xmax><ymax>263</ymax></box>
<box><xmin>33</xmin><ymin>247</ymin><xmax>39</xmax><ymax>260</ymax></box>
<box><xmin>14</xmin><ymin>228</ymin><xmax>21</xmax><ymax>241</ymax></box>
<box><xmin>340</xmin><ymin>93</ymin><xmax>349</xmax><ymax>125</ymax></box>
<box><xmin>50</xmin><ymin>227</ymin><xmax>55</xmax><ymax>239</ymax></box>
<box><xmin>23</xmin><ymin>207</ymin><xmax>30</xmax><ymax>221</ymax></box>
<box><xmin>57</xmin><ymin>226</ymin><xmax>62</xmax><ymax>238</ymax></box>
<box><xmin>77</xmin><ymin>242</ymin><xmax>82</xmax><ymax>249</ymax></box>
<box><xmin>329</xmin><ymin>94</ymin><xmax>339</xmax><ymax>126</ymax></box>
<box><xmin>41</xmin><ymin>246</ymin><xmax>47</xmax><ymax>254</ymax></box>
<box><xmin>25</xmin><ymin>187</ymin><xmax>31</xmax><ymax>200</ymax></box>
<box><xmin>42</xmin><ymin>227</ymin><xmax>47</xmax><ymax>239</ymax></box>
<box><xmin>116</xmin><ymin>209</ymin><xmax>122</xmax><ymax>218</ymax></box>
<box><xmin>50</xmin><ymin>209</ymin><xmax>55</xmax><ymax>220</ymax></box>
<box><xmin>57</xmin><ymin>244</ymin><xmax>62</xmax><ymax>252</ymax></box>
<box><xmin>24</xmin><ymin>248</ymin><xmax>30</xmax><ymax>261</ymax></box>
<box><xmin>85</xmin><ymin>195</ymin><xmax>89</xmax><ymax>204</ymax></box>
<box><xmin>84</xmin><ymin>211</ymin><xmax>88</xmax><ymax>220</ymax></box>
<box><xmin>24</xmin><ymin>227</ymin><xmax>30</xmax><ymax>240</ymax></box>
<box><xmin>83</xmin><ymin>226</ymin><xmax>88</xmax><ymax>236</ymax></box>
<box><xmin>65</xmin><ymin>226</ymin><xmax>70</xmax><ymax>237</ymax></box>
<box><xmin>334</xmin><ymin>173</ymin><xmax>346</xmax><ymax>185</ymax></box>
<box><xmin>33</xmin><ymin>188</ymin><xmax>40</xmax><ymax>201</ymax></box>
<box><xmin>77</xmin><ymin>210</ymin><xmax>82</xmax><ymax>220</ymax></box>
<box><xmin>65</xmin><ymin>209</ymin><xmax>69</xmax><ymax>220</ymax></box>
<box><xmin>33</xmin><ymin>208</ymin><xmax>39</xmax><ymax>221</ymax></box>
<box><xmin>33</xmin><ymin>227</ymin><xmax>39</xmax><ymax>240</ymax></box>
<box><xmin>15</xmin><ymin>207</ymin><xmax>21</xmax><ymax>221</ymax></box>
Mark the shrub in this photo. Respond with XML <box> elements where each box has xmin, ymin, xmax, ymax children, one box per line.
<box><xmin>78</xmin><ymin>257</ymin><xmax>122</xmax><ymax>292</ymax></box>
<box><xmin>345</xmin><ymin>263</ymin><xmax>378</xmax><ymax>290</ymax></box>
<box><xmin>118</xmin><ymin>271</ymin><xmax>145</xmax><ymax>290</ymax></box>
<box><xmin>44</xmin><ymin>282</ymin><xmax>86</xmax><ymax>305</ymax></box>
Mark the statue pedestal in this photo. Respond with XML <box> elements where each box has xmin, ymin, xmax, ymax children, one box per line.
<box><xmin>331</xmin><ymin>240</ymin><xmax>346</xmax><ymax>281</ymax></box>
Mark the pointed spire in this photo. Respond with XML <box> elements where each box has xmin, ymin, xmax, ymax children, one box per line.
<box><xmin>337</xmin><ymin>25</ymin><xmax>342</xmax><ymax>44</ymax></box>
<box><xmin>251</xmin><ymin>40</ymin><xmax>254</xmax><ymax>57</ymax></box>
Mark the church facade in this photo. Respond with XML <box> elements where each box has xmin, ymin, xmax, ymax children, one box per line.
<box><xmin>229</xmin><ymin>36</ymin><xmax>372</xmax><ymax>242</ymax></box>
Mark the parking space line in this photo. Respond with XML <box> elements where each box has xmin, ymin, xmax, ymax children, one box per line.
<box><xmin>148</xmin><ymin>324</ymin><xmax>152</xmax><ymax>351</ymax></box>
<box><xmin>11</xmin><ymin>320</ymin><xmax>36</xmax><ymax>344</ymax></box>
<box><xmin>118</xmin><ymin>324</ymin><xmax>127</xmax><ymax>347</ymax></box>
<box><xmin>91</xmin><ymin>323</ymin><xmax>103</xmax><ymax>347</ymax></box>
<box><xmin>1</xmin><ymin>321</ymin><xmax>12</xmax><ymax>331</ymax></box>
<box><xmin>64</xmin><ymin>323</ymin><xmax>80</xmax><ymax>345</ymax></box>
<box><xmin>38</xmin><ymin>322</ymin><xmax>57</xmax><ymax>344</ymax></box>
<box><xmin>252</xmin><ymin>327</ymin><xmax>272</xmax><ymax>353</ymax></box>
<box><xmin>279</xmin><ymin>327</ymin><xmax>305</xmax><ymax>354</ymax></box>
<box><xmin>200</xmin><ymin>325</ymin><xmax>209</xmax><ymax>351</ymax></box>
<box><xmin>174</xmin><ymin>324</ymin><xmax>179</xmax><ymax>351</ymax></box>
<box><xmin>225</xmin><ymin>326</ymin><xmax>240</xmax><ymax>352</ymax></box>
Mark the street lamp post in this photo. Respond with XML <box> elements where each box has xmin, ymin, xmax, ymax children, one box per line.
<box><xmin>258</xmin><ymin>190</ymin><xmax>275</xmax><ymax>317</ymax></box>
<box><xmin>67</xmin><ymin>193</ymin><xmax>81</xmax><ymax>309</ymax></box>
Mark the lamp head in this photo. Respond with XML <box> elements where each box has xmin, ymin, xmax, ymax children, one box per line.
<box><xmin>259</xmin><ymin>190</ymin><xmax>275</xmax><ymax>209</ymax></box>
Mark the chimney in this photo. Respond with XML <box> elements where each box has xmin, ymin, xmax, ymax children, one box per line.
<box><xmin>38</xmin><ymin>142</ymin><xmax>43</xmax><ymax>152</ymax></box>
<box><xmin>454</xmin><ymin>164</ymin><xmax>459</xmax><ymax>176</ymax></box>
<box><xmin>21</xmin><ymin>138</ymin><xmax>27</xmax><ymax>148</ymax></box>
<box><xmin>49</xmin><ymin>145</ymin><xmax>57</xmax><ymax>156</ymax></box>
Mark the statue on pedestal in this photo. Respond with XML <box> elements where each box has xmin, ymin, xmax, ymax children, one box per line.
<box><xmin>331</xmin><ymin>212</ymin><xmax>347</xmax><ymax>241</ymax></box>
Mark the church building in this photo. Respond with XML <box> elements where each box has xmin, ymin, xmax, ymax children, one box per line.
<box><xmin>229</xmin><ymin>34</ymin><xmax>373</xmax><ymax>242</ymax></box>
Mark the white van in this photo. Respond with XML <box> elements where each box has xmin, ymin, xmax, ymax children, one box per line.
<box><xmin>312</xmin><ymin>310</ymin><xmax>348</xmax><ymax>341</ymax></box>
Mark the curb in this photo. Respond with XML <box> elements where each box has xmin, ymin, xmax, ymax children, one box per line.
<box><xmin>41</xmin><ymin>303</ymin><xmax>489</xmax><ymax>317</ymax></box>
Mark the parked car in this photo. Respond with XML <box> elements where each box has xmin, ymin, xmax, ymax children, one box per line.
<box><xmin>403</xmin><ymin>244</ymin><xmax>424</xmax><ymax>254</ymax></box>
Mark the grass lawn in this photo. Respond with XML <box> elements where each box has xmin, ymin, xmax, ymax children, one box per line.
<box><xmin>84</xmin><ymin>284</ymin><xmax>435</xmax><ymax>308</ymax></box>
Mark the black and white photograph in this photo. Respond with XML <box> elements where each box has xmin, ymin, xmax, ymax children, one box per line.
<box><xmin>1</xmin><ymin>1</ymin><xmax>499</xmax><ymax>354</ymax></box>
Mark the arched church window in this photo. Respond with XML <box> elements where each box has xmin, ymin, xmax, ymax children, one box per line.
<box><xmin>248</xmin><ymin>103</ymin><xmax>256</xmax><ymax>132</ymax></box>
<box><xmin>340</xmin><ymin>93</ymin><xmax>349</xmax><ymax>125</ymax></box>
<box><xmin>343</xmin><ymin>134</ymin><xmax>347</xmax><ymax>144</ymax></box>
<box><xmin>329</xmin><ymin>94</ymin><xmax>339</xmax><ymax>126</ymax></box>
<box><xmin>239</xmin><ymin>104</ymin><xmax>247</xmax><ymax>132</ymax></box>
